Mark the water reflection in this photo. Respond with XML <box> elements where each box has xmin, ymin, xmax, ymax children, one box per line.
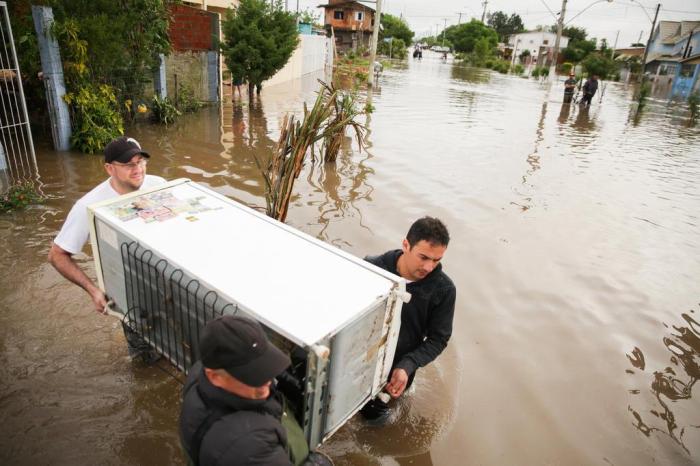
<box><xmin>572</xmin><ymin>105</ymin><xmax>596</xmax><ymax>133</ymax></box>
<box><xmin>557</xmin><ymin>103</ymin><xmax>572</xmax><ymax>125</ymax></box>
<box><xmin>627</xmin><ymin>305</ymin><xmax>700</xmax><ymax>455</ymax></box>
<box><xmin>309</xmin><ymin>139</ymin><xmax>375</xmax><ymax>247</ymax></box>
<box><xmin>450</xmin><ymin>65</ymin><xmax>491</xmax><ymax>84</ymax></box>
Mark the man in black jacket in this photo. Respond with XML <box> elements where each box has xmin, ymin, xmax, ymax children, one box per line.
<box><xmin>179</xmin><ymin>315</ymin><xmax>331</xmax><ymax>466</ymax></box>
<box><xmin>361</xmin><ymin>217</ymin><xmax>456</xmax><ymax>421</ymax></box>
<box><xmin>580</xmin><ymin>74</ymin><xmax>599</xmax><ymax>107</ymax></box>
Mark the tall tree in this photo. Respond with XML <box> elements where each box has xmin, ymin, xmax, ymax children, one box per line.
<box><xmin>380</xmin><ymin>13</ymin><xmax>415</xmax><ymax>45</ymax></box>
<box><xmin>487</xmin><ymin>11</ymin><xmax>524</xmax><ymax>42</ymax></box>
<box><xmin>444</xmin><ymin>20</ymin><xmax>498</xmax><ymax>54</ymax></box>
<box><xmin>221</xmin><ymin>0</ymin><xmax>299</xmax><ymax>96</ymax></box>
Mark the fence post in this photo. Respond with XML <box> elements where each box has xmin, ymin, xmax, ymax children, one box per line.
<box><xmin>31</xmin><ymin>5</ymin><xmax>71</xmax><ymax>151</ymax></box>
<box><xmin>154</xmin><ymin>53</ymin><xmax>167</xmax><ymax>98</ymax></box>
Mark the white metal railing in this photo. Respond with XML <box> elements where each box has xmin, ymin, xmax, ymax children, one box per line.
<box><xmin>0</xmin><ymin>1</ymin><xmax>38</xmax><ymax>191</ymax></box>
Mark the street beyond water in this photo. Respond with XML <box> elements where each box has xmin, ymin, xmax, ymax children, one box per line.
<box><xmin>1</xmin><ymin>51</ymin><xmax>699</xmax><ymax>465</ymax></box>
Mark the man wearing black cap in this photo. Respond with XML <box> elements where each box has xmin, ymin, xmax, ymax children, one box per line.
<box><xmin>180</xmin><ymin>315</ymin><xmax>331</xmax><ymax>466</ymax></box>
<box><xmin>48</xmin><ymin>136</ymin><xmax>165</xmax><ymax>314</ymax></box>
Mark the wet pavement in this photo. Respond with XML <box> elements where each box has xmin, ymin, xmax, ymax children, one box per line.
<box><xmin>1</xmin><ymin>51</ymin><xmax>699</xmax><ymax>465</ymax></box>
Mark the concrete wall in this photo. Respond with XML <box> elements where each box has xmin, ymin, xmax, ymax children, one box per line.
<box><xmin>264</xmin><ymin>35</ymin><xmax>334</xmax><ymax>88</ymax></box>
<box><xmin>167</xmin><ymin>4</ymin><xmax>220</xmax><ymax>102</ymax></box>
<box><xmin>165</xmin><ymin>51</ymin><xmax>210</xmax><ymax>101</ymax></box>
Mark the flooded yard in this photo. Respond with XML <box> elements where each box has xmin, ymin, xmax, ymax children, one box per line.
<box><xmin>1</xmin><ymin>52</ymin><xmax>699</xmax><ymax>465</ymax></box>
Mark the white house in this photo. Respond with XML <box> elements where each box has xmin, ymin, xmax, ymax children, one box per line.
<box><xmin>508</xmin><ymin>31</ymin><xmax>569</xmax><ymax>65</ymax></box>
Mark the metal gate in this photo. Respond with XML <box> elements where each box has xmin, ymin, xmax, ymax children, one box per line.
<box><xmin>0</xmin><ymin>1</ymin><xmax>38</xmax><ymax>192</ymax></box>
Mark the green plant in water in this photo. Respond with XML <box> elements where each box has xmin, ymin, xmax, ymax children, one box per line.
<box><xmin>177</xmin><ymin>83</ymin><xmax>204</xmax><ymax>113</ymax></box>
<box><xmin>64</xmin><ymin>83</ymin><xmax>124</xmax><ymax>154</ymax></box>
<box><xmin>151</xmin><ymin>95</ymin><xmax>181</xmax><ymax>126</ymax></box>
<box><xmin>688</xmin><ymin>92</ymin><xmax>699</xmax><ymax>123</ymax></box>
<box><xmin>512</xmin><ymin>63</ymin><xmax>524</xmax><ymax>75</ymax></box>
<box><xmin>0</xmin><ymin>183</ymin><xmax>43</xmax><ymax>213</ymax></box>
<box><xmin>320</xmin><ymin>82</ymin><xmax>367</xmax><ymax>163</ymax></box>
<box><xmin>257</xmin><ymin>81</ymin><xmax>365</xmax><ymax>222</ymax></box>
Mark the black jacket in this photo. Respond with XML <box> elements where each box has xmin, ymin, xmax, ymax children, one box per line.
<box><xmin>366</xmin><ymin>250</ymin><xmax>456</xmax><ymax>377</ymax></box>
<box><xmin>583</xmin><ymin>78</ymin><xmax>599</xmax><ymax>96</ymax></box>
<box><xmin>179</xmin><ymin>361</ymin><xmax>291</xmax><ymax>466</ymax></box>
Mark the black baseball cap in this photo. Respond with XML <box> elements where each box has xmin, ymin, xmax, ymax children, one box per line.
<box><xmin>104</xmin><ymin>136</ymin><xmax>150</xmax><ymax>164</ymax></box>
<box><xmin>200</xmin><ymin>315</ymin><xmax>291</xmax><ymax>387</ymax></box>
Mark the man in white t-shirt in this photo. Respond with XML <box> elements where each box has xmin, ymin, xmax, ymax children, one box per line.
<box><xmin>49</xmin><ymin>136</ymin><xmax>166</xmax><ymax>314</ymax></box>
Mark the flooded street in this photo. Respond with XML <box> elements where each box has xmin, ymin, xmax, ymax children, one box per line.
<box><xmin>2</xmin><ymin>52</ymin><xmax>700</xmax><ymax>465</ymax></box>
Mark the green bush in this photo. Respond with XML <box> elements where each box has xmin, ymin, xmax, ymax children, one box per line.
<box><xmin>0</xmin><ymin>183</ymin><xmax>43</xmax><ymax>213</ymax></box>
<box><xmin>377</xmin><ymin>38</ymin><xmax>407</xmax><ymax>59</ymax></box>
<box><xmin>561</xmin><ymin>62</ymin><xmax>573</xmax><ymax>74</ymax></box>
<box><xmin>151</xmin><ymin>95</ymin><xmax>181</xmax><ymax>125</ymax></box>
<box><xmin>177</xmin><ymin>83</ymin><xmax>203</xmax><ymax>113</ymax></box>
<box><xmin>64</xmin><ymin>83</ymin><xmax>123</xmax><ymax>154</ymax></box>
<box><xmin>512</xmin><ymin>63</ymin><xmax>524</xmax><ymax>75</ymax></box>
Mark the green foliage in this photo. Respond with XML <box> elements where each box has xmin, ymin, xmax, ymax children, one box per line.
<box><xmin>512</xmin><ymin>63</ymin><xmax>524</xmax><ymax>75</ymax></box>
<box><xmin>531</xmin><ymin>67</ymin><xmax>549</xmax><ymax>79</ymax></box>
<box><xmin>581</xmin><ymin>53</ymin><xmax>617</xmax><ymax>79</ymax></box>
<box><xmin>378</xmin><ymin>38</ymin><xmax>407</xmax><ymax>59</ymax></box>
<box><xmin>519</xmin><ymin>49</ymin><xmax>531</xmax><ymax>60</ymax></box>
<box><xmin>50</xmin><ymin>0</ymin><xmax>171</xmax><ymax>102</ymax></box>
<box><xmin>322</xmin><ymin>85</ymin><xmax>366</xmax><ymax>163</ymax></box>
<box><xmin>0</xmin><ymin>183</ymin><xmax>44</xmax><ymax>213</ymax></box>
<box><xmin>64</xmin><ymin>84</ymin><xmax>124</xmax><ymax>154</ymax></box>
<box><xmin>444</xmin><ymin>20</ymin><xmax>498</xmax><ymax>54</ymax></box>
<box><xmin>221</xmin><ymin>0</ymin><xmax>300</xmax><ymax>92</ymax></box>
<box><xmin>177</xmin><ymin>83</ymin><xmax>203</xmax><ymax>113</ymax></box>
<box><xmin>486</xmin><ymin>11</ymin><xmax>525</xmax><ymax>42</ymax></box>
<box><xmin>635</xmin><ymin>81</ymin><xmax>651</xmax><ymax>114</ymax></box>
<box><xmin>380</xmin><ymin>13</ymin><xmax>415</xmax><ymax>45</ymax></box>
<box><xmin>150</xmin><ymin>95</ymin><xmax>181</xmax><ymax>125</ymax></box>
<box><xmin>560</xmin><ymin>26</ymin><xmax>597</xmax><ymax>64</ymax></box>
<box><xmin>688</xmin><ymin>93</ymin><xmax>699</xmax><ymax>123</ymax></box>
<box><xmin>561</xmin><ymin>62</ymin><xmax>574</xmax><ymax>74</ymax></box>
<box><xmin>296</xmin><ymin>7</ymin><xmax>320</xmax><ymax>26</ymax></box>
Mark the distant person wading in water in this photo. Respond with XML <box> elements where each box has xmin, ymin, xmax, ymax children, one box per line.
<box><xmin>580</xmin><ymin>75</ymin><xmax>599</xmax><ymax>107</ymax></box>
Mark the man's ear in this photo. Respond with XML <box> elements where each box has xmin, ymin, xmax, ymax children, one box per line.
<box><xmin>402</xmin><ymin>238</ymin><xmax>410</xmax><ymax>253</ymax></box>
<box><xmin>104</xmin><ymin>163</ymin><xmax>114</xmax><ymax>177</ymax></box>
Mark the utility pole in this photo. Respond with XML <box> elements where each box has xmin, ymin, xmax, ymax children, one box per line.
<box><xmin>457</xmin><ymin>12</ymin><xmax>463</xmax><ymax>25</ymax></box>
<box><xmin>442</xmin><ymin>18</ymin><xmax>447</xmax><ymax>46</ymax></box>
<box><xmin>637</xmin><ymin>30</ymin><xmax>644</xmax><ymax>44</ymax></box>
<box><xmin>550</xmin><ymin>0</ymin><xmax>567</xmax><ymax>74</ymax></box>
<box><xmin>368</xmin><ymin>0</ymin><xmax>383</xmax><ymax>88</ymax></box>
<box><xmin>640</xmin><ymin>3</ymin><xmax>660</xmax><ymax>82</ymax></box>
<box><xmin>481</xmin><ymin>1</ymin><xmax>488</xmax><ymax>23</ymax></box>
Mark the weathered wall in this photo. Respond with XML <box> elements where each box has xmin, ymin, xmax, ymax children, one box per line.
<box><xmin>264</xmin><ymin>35</ymin><xmax>334</xmax><ymax>88</ymax></box>
<box><xmin>165</xmin><ymin>51</ymin><xmax>210</xmax><ymax>101</ymax></box>
<box><xmin>166</xmin><ymin>4</ymin><xmax>220</xmax><ymax>102</ymax></box>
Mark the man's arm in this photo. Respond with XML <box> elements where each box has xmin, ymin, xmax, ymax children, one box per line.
<box><xmin>394</xmin><ymin>285</ymin><xmax>457</xmax><ymax>377</ymax></box>
<box><xmin>48</xmin><ymin>242</ymin><xmax>107</xmax><ymax>313</ymax></box>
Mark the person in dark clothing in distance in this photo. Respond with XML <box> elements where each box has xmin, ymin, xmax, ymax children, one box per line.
<box><xmin>360</xmin><ymin>217</ymin><xmax>457</xmax><ymax>422</ymax></box>
<box><xmin>179</xmin><ymin>316</ymin><xmax>332</xmax><ymax>466</ymax></box>
<box><xmin>580</xmin><ymin>74</ymin><xmax>599</xmax><ymax>107</ymax></box>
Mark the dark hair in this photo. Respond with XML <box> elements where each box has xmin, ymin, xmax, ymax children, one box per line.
<box><xmin>406</xmin><ymin>217</ymin><xmax>450</xmax><ymax>248</ymax></box>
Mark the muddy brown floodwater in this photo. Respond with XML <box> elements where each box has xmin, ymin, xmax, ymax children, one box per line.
<box><xmin>1</xmin><ymin>52</ymin><xmax>699</xmax><ymax>465</ymax></box>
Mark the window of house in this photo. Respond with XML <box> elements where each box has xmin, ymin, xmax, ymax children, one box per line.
<box><xmin>334</xmin><ymin>10</ymin><xmax>344</xmax><ymax>20</ymax></box>
<box><xmin>543</xmin><ymin>39</ymin><xmax>549</xmax><ymax>45</ymax></box>
<box><xmin>356</xmin><ymin>11</ymin><xmax>364</xmax><ymax>21</ymax></box>
<box><xmin>680</xmin><ymin>64</ymin><xmax>695</xmax><ymax>78</ymax></box>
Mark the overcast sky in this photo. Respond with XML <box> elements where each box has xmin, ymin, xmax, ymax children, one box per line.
<box><xmin>296</xmin><ymin>0</ymin><xmax>700</xmax><ymax>49</ymax></box>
